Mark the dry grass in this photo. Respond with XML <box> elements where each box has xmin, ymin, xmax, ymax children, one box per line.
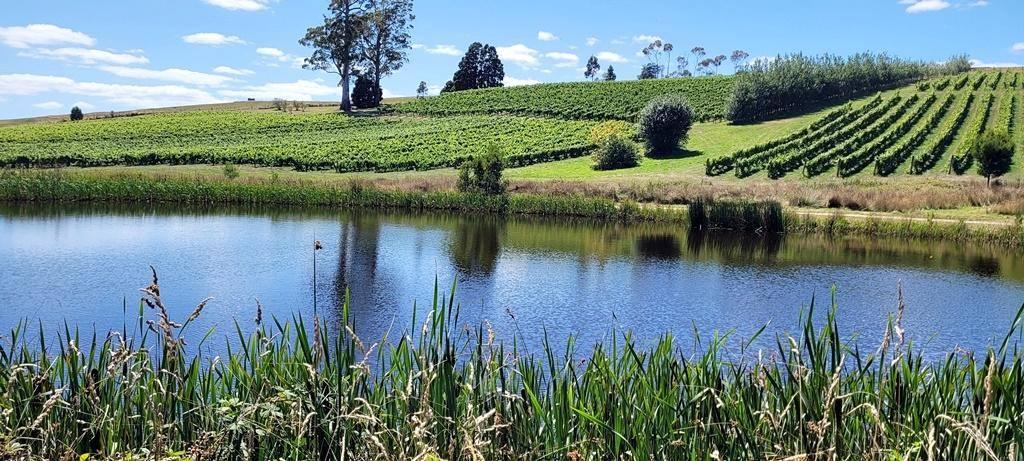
<box><xmin>501</xmin><ymin>176</ymin><xmax>1024</xmax><ymax>214</ymax></box>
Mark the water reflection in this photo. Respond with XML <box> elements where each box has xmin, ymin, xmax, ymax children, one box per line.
<box><xmin>2</xmin><ymin>202</ymin><xmax>1024</xmax><ymax>359</ymax></box>
<box><xmin>449</xmin><ymin>217</ymin><xmax>503</xmax><ymax>275</ymax></box>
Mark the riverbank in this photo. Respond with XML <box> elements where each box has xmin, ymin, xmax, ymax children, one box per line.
<box><xmin>1</xmin><ymin>169</ymin><xmax>1023</xmax><ymax>246</ymax></box>
<box><xmin>1</xmin><ymin>273</ymin><xmax>1021</xmax><ymax>459</ymax></box>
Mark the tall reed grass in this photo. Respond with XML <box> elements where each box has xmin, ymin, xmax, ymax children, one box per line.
<box><xmin>1</xmin><ymin>270</ymin><xmax>1023</xmax><ymax>459</ymax></box>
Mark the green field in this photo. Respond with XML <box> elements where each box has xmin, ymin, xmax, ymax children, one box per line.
<box><xmin>392</xmin><ymin>76</ymin><xmax>735</xmax><ymax>122</ymax></box>
<box><xmin>704</xmin><ymin>69</ymin><xmax>1024</xmax><ymax>180</ymax></box>
<box><xmin>0</xmin><ymin>111</ymin><xmax>601</xmax><ymax>172</ymax></box>
<box><xmin>1</xmin><ymin>69</ymin><xmax>1021</xmax><ymax>184</ymax></box>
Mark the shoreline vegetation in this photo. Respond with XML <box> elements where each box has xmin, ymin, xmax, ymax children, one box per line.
<box><xmin>1</xmin><ymin>170</ymin><xmax>1023</xmax><ymax>247</ymax></box>
<box><xmin>1</xmin><ymin>271</ymin><xmax>1022</xmax><ymax>459</ymax></box>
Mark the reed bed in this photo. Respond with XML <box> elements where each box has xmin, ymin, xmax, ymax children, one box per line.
<box><xmin>1</xmin><ymin>270</ymin><xmax>1023</xmax><ymax>460</ymax></box>
<box><xmin>689</xmin><ymin>196</ymin><xmax>785</xmax><ymax>233</ymax></box>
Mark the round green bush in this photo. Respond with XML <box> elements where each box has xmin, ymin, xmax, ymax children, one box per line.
<box><xmin>592</xmin><ymin>135</ymin><xmax>640</xmax><ymax>170</ymax></box>
<box><xmin>638</xmin><ymin>94</ymin><xmax>694</xmax><ymax>155</ymax></box>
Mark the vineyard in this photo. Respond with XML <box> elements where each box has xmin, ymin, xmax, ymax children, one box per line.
<box><xmin>392</xmin><ymin>76</ymin><xmax>735</xmax><ymax>122</ymax></box>
<box><xmin>0</xmin><ymin>112</ymin><xmax>601</xmax><ymax>172</ymax></box>
<box><xmin>706</xmin><ymin>69</ymin><xmax>1024</xmax><ymax>179</ymax></box>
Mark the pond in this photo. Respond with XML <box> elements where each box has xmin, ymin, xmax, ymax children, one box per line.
<box><xmin>2</xmin><ymin>203</ymin><xmax>1023</xmax><ymax>359</ymax></box>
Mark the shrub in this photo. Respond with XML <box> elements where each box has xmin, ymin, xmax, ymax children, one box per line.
<box><xmin>222</xmin><ymin>163</ymin><xmax>240</xmax><ymax>179</ymax></box>
<box><xmin>70</xmin><ymin>106</ymin><xmax>84</xmax><ymax>121</ymax></box>
<box><xmin>971</xmin><ymin>130</ymin><xmax>1014</xmax><ymax>185</ymax></box>
<box><xmin>457</xmin><ymin>144</ymin><xmax>506</xmax><ymax>195</ymax></box>
<box><xmin>638</xmin><ymin>94</ymin><xmax>694</xmax><ymax>155</ymax></box>
<box><xmin>592</xmin><ymin>135</ymin><xmax>640</xmax><ymax>170</ymax></box>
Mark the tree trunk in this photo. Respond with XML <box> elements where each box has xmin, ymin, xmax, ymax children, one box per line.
<box><xmin>340</xmin><ymin>65</ymin><xmax>352</xmax><ymax>112</ymax></box>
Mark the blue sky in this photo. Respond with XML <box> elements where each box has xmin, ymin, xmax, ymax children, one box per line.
<box><xmin>0</xmin><ymin>0</ymin><xmax>1021</xmax><ymax>119</ymax></box>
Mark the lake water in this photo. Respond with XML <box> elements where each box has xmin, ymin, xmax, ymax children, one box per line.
<box><xmin>2</xmin><ymin>203</ymin><xmax>1023</xmax><ymax>358</ymax></box>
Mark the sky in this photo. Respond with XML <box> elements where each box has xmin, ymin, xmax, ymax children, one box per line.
<box><xmin>0</xmin><ymin>0</ymin><xmax>1021</xmax><ymax>119</ymax></box>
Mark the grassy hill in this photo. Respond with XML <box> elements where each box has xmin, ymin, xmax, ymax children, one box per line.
<box><xmin>392</xmin><ymin>76</ymin><xmax>735</xmax><ymax>122</ymax></box>
<box><xmin>703</xmin><ymin>69</ymin><xmax>1023</xmax><ymax>179</ymax></box>
<box><xmin>0</xmin><ymin>111</ymin><xmax>601</xmax><ymax>172</ymax></box>
<box><xmin>2</xmin><ymin>70</ymin><xmax>1020</xmax><ymax>182</ymax></box>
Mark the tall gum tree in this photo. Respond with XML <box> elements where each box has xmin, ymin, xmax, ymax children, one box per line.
<box><xmin>360</xmin><ymin>0</ymin><xmax>414</xmax><ymax>107</ymax></box>
<box><xmin>301</xmin><ymin>0</ymin><xmax>369</xmax><ymax>112</ymax></box>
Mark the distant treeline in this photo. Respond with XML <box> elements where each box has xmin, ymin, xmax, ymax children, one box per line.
<box><xmin>726</xmin><ymin>52</ymin><xmax>971</xmax><ymax>122</ymax></box>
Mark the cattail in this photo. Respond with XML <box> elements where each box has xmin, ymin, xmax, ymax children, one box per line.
<box><xmin>254</xmin><ymin>299</ymin><xmax>263</xmax><ymax>326</ymax></box>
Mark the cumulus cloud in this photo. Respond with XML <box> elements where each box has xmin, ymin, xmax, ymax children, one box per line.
<box><xmin>19</xmin><ymin>47</ymin><xmax>149</xmax><ymax>66</ymax></box>
<box><xmin>0</xmin><ymin>24</ymin><xmax>95</xmax><ymax>49</ymax></box>
<box><xmin>214</xmin><ymin>66</ymin><xmax>254</xmax><ymax>76</ymax></box>
<box><xmin>969</xmin><ymin>59</ymin><xmax>1023</xmax><ymax>68</ymax></box>
<box><xmin>586</xmin><ymin>37</ymin><xmax>599</xmax><ymax>46</ymax></box>
<box><xmin>256</xmin><ymin>47</ymin><xmax>284</xmax><ymax>57</ymax></box>
<box><xmin>33</xmin><ymin>101</ymin><xmax>63</xmax><ymax>110</ymax></box>
<box><xmin>496</xmin><ymin>44</ymin><xmax>540</xmax><ymax>68</ymax></box>
<box><xmin>0</xmin><ymin>73</ymin><xmax>223</xmax><ymax>108</ymax></box>
<box><xmin>537</xmin><ymin>31</ymin><xmax>558</xmax><ymax>42</ymax></box>
<box><xmin>256</xmin><ymin>47</ymin><xmax>304</xmax><ymax>67</ymax></box>
<box><xmin>1012</xmin><ymin>43</ymin><xmax>1024</xmax><ymax>53</ymax></box>
<box><xmin>201</xmin><ymin>0</ymin><xmax>271</xmax><ymax>11</ymax></box>
<box><xmin>419</xmin><ymin>44</ymin><xmax>461</xmax><ymax>56</ymax></box>
<box><xmin>900</xmin><ymin>0</ymin><xmax>951</xmax><ymax>13</ymax></box>
<box><xmin>544</xmin><ymin>52</ymin><xmax>579</xmax><ymax>68</ymax></box>
<box><xmin>219</xmin><ymin>80</ymin><xmax>338</xmax><ymax>101</ymax></box>
<box><xmin>632</xmin><ymin>34</ymin><xmax>662</xmax><ymax>44</ymax></box>
<box><xmin>596</xmin><ymin>51</ymin><xmax>627</xmax><ymax>64</ymax></box>
<box><xmin>98</xmin><ymin>66</ymin><xmax>236</xmax><ymax>86</ymax></box>
<box><xmin>183</xmin><ymin>32</ymin><xmax>246</xmax><ymax>46</ymax></box>
<box><xmin>503</xmin><ymin>76</ymin><xmax>541</xmax><ymax>87</ymax></box>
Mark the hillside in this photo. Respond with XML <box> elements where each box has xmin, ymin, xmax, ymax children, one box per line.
<box><xmin>704</xmin><ymin>69</ymin><xmax>1023</xmax><ymax>179</ymax></box>
<box><xmin>392</xmin><ymin>76</ymin><xmax>735</xmax><ymax>122</ymax></box>
<box><xmin>0</xmin><ymin>111</ymin><xmax>600</xmax><ymax>171</ymax></box>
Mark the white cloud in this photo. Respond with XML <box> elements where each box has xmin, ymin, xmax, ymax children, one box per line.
<box><xmin>544</xmin><ymin>51</ymin><xmax>579</xmax><ymax>68</ymax></box>
<box><xmin>496</xmin><ymin>44</ymin><xmax>540</xmax><ymax>68</ymax></box>
<box><xmin>219</xmin><ymin>80</ymin><xmax>338</xmax><ymax>101</ymax></box>
<box><xmin>19</xmin><ymin>47</ymin><xmax>148</xmax><ymax>66</ymax></box>
<box><xmin>537</xmin><ymin>31</ymin><xmax>558</xmax><ymax>42</ymax></box>
<box><xmin>33</xmin><ymin>101</ymin><xmax>62</xmax><ymax>110</ymax></box>
<box><xmin>503</xmin><ymin>76</ymin><xmax>541</xmax><ymax>87</ymax></box>
<box><xmin>214</xmin><ymin>66</ymin><xmax>254</xmax><ymax>76</ymax></box>
<box><xmin>633</xmin><ymin>34</ymin><xmax>662</xmax><ymax>44</ymax></box>
<box><xmin>256</xmin><ymin>47</ymin><xmax>284</xmax><ymax>57</ymax></box>
<box><xmin>422</xmin><ymin>44</ymin><xmax>461</xmax><ymax>56</ymax></box>
<box><xmin>596</xmin><ymin>51</ymin><xmax>628</xmax><ymax>64</ymax></box>
<box><xmin>97</xmin><ymin>66</ymin><xmax>235</xmax><ymax>86</ymax></box>
<box><xmin>0</xmin><ymin>24</ymin><xmax>95</xmax><ymax>49</ymax></box>
<box><xmin>257</xmin><ymin>47</ymin><xmax>304</xmax><ymax>68</ymax></box>
<box><xmin>72</xmin><ymin>101</ymin><xmax>96</xmax><ymax>110</ymax></box>
<box><xmin>901</xmin><ymin>0</ymin><xmax>951</xmax><ymax>13</ymax></box>
<box><xmin>1012</xmin><ymin>43</ymin><xmax>1024</xmax><ymax>53</ymax></box>
<box><xmin>0</xmin><ymin>74</ymin><xmax>223</xmax><ymax>108</ymax></box>
<box><xmin>183</xmin><ymin>32</ymin><xmax>246</xmax><ymax>46</ymax></box>
<box><xmin>201</xmin><ymin>0</ymin><xmax>270</xmax><ymax>11</ymax></box>
<box><xmin>965</xmin><ymin>0</ymin><xmax>988</xmax><ymax>6</ymax></box>
<box><xmin>586</xmin><ymin>37</ymin><xmax>599</xmax><ymax>46</ymax></box>
<box><xmin>969</xmin><ymin>59</ymin><xmax>1023</xmax><ymax>68</ymax></box>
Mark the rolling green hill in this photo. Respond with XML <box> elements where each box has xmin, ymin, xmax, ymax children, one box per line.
<box><xmin>704</xmin><ymin>69</ymin><xmax>1023</xmax><ymax>179</ymax></box>
<box><xmin>0</xmin><ymin>111</ymin><xmax>601</xmax><ymax>172</ymax></box>
<box><xmin>392</xmin><ymin>76</ymin><xmax>735</xmax><ymax>122</ymax></box>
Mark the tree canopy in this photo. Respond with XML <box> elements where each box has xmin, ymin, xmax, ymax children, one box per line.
<box><xmin>442</xmin><ymin>42</ymin><xmax>505</xmax><ymax>93</ymax></box>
